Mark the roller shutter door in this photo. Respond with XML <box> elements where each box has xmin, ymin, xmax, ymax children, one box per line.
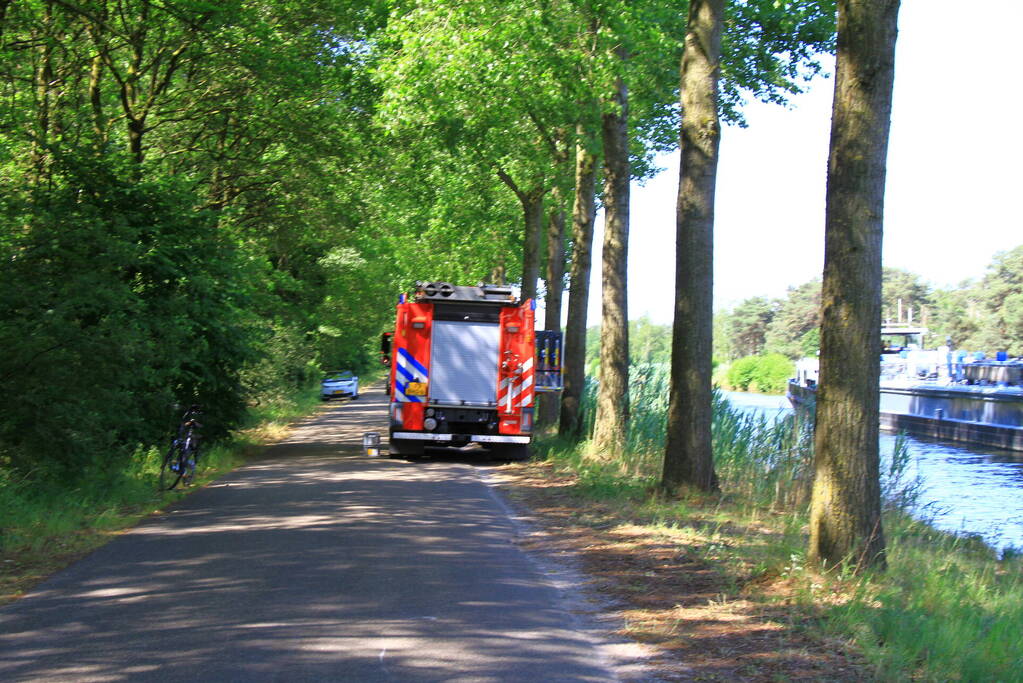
<box><xmin>430</xmin><ymin>321</ymin><xmax>500</xmax><ymax>406</ymax></box>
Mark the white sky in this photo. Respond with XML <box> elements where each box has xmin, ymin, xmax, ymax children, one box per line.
<box><xmin>578</xmin><ymin>0</ymin><xmax>1023</xmax><ymax>326</ymax></box>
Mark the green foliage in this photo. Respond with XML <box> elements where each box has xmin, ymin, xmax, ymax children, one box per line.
<box><xmin>726</xmin><ymin>356</ymin><xmax>760</xmax><ymax>392</ymax></box>
<box><xmin>728</xmin><ymin>296</ymin><xmax>776</xmax><ymax>358</ymax></box>
<box><xmin>718</xmin><ymin>253</ymin><xmax>1023</xmax><ymax>363</ymax></box>
<box><xmin>710</xmin><ymin>392</ymin><xmax>815</xmax><ymax>507</ymax></box>
<box><xmin>0</xmin><ymin>1</ymin><xmax>392</xmax><ymax>484</ymax></box>
<box><xmin>584</xmin><ymin>319</ymin><xmax>676</xmax><ymax>377</ymax></box>
<box><xmin>753</xmin><ymin>353</ymin><xmax>795</xmax><ymax>393</ymax></box>
<box><xmin>965</xmin><ymin>246</ymin><xmax>1023</xmax><ymax>355</ymax></box>
<box><xmin>571</xmin><ymin>362</ymin><xmax>919</xmax><ymax>512</ymax></box>
<box><xmin>922</xmin><ymin>246</ymin><xmax>1023</xmax><ymax>355</ymax></box>
<box><xmin>882</xmin><ymin>266</ymin><xmax>933</xmax><ymax>324</ymax></box>
<box><xmin>716</xmin><ymin>286</ymin><xmax>818</xmax><ymax>364</ymax></box>
<box><xmin>360</xmin><ymin>143</ymin><xmax>524</xmax><ymax>287</ymax></box>
<box><xmin>0</xmin><ymin>153</ymin><xmax>256</xmax><ymax>479</ymax></box>
<box><xmin>765</xmin><ymin>278</ymin><xmax>822</xmax><ymax>359</ymax></box>
<box><xmin>723</xmin><ymin>354</ymin><xmax>793</xmax><ymax>394</ymax></box>
<box><xmin>798</xmin><ymin>327</ymin><xmax>820</xmax><ymax>357</ymax></box>
<box><xmin>629</xmin><ymin>317</ymin><xmax>672</xmax><ymax>365</ymax></box>
<box><xmin>721</xmin><ymin>0</ymin><xmax>837</xmax><ymax>124</ymax></box>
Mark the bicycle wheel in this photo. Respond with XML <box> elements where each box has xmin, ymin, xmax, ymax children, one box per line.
<box><xmin>160</xmin><ymin>443</ymin><xmax>185</xmax><ymax>490</ymax></box>
<box><xmin>180</xmin><ymin>443</ymin><xmax>197</xmax><ymax>487</ymax></box>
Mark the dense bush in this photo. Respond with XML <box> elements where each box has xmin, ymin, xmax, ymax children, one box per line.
<box><xmin>724</xmin><ymin>354</ymin><xmax>794</xmax><ymax>394</ymax></box>
<box><xmin>0</xmin><ymin>155</ymin><xmax>258</xmax><ymax>481</ymax></box>
<box><xmin>751</xmin><ymin>353</ymin><xmax>795</xmax><ymax>393</ymax></box>
<box><xmin>726</xmin><ymin>356</ymin><xmax>760</xmax><ymax>392</ymax></box>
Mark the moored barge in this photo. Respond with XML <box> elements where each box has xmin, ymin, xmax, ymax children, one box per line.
<box><xmin>787</xmin><ymin>325</ymin><xmax>1023</xmax><ymax>452</ymax></box>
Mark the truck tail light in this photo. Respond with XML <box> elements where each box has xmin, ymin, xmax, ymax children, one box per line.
<box><xmin>520</xmin><ymin>408</ymin><xmax>533</xmax><ymax>433</ymax></box>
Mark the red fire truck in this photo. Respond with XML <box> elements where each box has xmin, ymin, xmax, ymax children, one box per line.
<box><xmin>383</xmin><ymin>282</ymin><xmax>562</xmax><ymax>459</ymax></box>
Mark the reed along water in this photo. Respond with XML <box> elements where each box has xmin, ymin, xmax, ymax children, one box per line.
<box><xmin>726</xmin><ymin>391</ymin><xmax>1023</xmax><ymax>555</ymax></box>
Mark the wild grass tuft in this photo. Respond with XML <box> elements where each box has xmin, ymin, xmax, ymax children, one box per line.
<box><xmin>821</xmin><ymin>519</ymin><xmax>1023</xmax><ymax>681</ymax></box>
<box><xmin>574</xmin><ymin>364</ymin><xmax>821</xmax><ymax>510</ymax></box>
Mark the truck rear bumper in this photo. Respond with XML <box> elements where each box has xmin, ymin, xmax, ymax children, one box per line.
<box><xmin>390</xmin><ymin>431</ymin><xmax>530</xmax><ymax>444</ymax></box>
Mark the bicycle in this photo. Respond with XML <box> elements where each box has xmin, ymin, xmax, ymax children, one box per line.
<box><xmin>160</xmin><ymin>405</ymin><xmax>202</xmax><ymax>490</ymax></box>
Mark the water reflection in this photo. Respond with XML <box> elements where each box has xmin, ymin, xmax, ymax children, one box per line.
<box><xmin>724</xmin><ymin>391</ymin><xmax>1023</xmax><ymax>553</ymax></box>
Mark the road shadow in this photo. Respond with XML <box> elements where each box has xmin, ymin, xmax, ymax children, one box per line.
<box><xmin>0</xmin><ymin>386</ymin><xmax>620</xmax><ymax>682</ymax></box>
<box><xmin>389</xmin><ymin>444</ymin><xmax>525</xmax><ymax>467</ymax></box>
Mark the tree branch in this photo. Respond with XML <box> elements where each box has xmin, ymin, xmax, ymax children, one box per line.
<box><xmin>495</xmin><ymin>166</ymin><xmax>526</xmax><ymax>203</ymax></box>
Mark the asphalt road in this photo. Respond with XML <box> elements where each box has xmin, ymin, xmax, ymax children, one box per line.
<box><xmin>0</xmin><ymin>387</ymin><xmax>644</xmax><ymax>682</ymax></box>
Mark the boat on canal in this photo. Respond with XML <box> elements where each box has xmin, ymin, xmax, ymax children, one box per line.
<box><xmin>787</xmin><ymin>324</ymin><xmax>1023</xmax><ymax>452</ymax></box>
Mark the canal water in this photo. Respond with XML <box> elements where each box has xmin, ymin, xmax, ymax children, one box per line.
<box><xmin>725</xmin><ymin>391</ymin><xmax>1023</xmax><ymax>555</ymax></box>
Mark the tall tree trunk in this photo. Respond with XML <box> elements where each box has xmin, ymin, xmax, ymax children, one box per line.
<box><xmin>809</xmin><ymin>0</ymin><xmax>900</xmax><ymax>573</ymax></box>
<box><xmin>591</xmin><ymin>72</ymin><xmax>630</xmax><ymax>456</ymax></box>
<box><xmin>497</xmin><ymin>168</ymin><xmax>545</xmax><ymax>302</ymax></box>
<box><xmin>662</xmin><ymin>0</ymin><xmax>723</xmax><ymax>493</ymax></box>
<box><xmin>127</xmin><ymin>116</ymin><xmax>146</xmax><ymax>165</ymax></box>
<box><xmin>31</xmin><ymin>1</ymin><xmax>55</xmax><ymax>180</ymax></box>
<box><xmin>88</xmin><ymin>51</ymin><xmax>107</xmax><ymax>149</ymax></box>
<box><xmin>520</xmin><ymin>190</ymin><xmax>544</xmax><ymax>302</ymax></box>
<box><xmin>544</xmin><ymin>188</ymin><xmax>567</xmax><ymax>334</ymax></box>
<box><xmin>538</xmin><ymin>187</ymin><xmax>567</xmax><ymax>429</ymax></box>
<box><xmin>125</xmin><ymin>6</ymin><xmax>147</xmax><ymax>166</ymax></box>
<box><xmin>559</xmin><ymin>134</ymin><xmax>598</xmax><ymax>438</ymax></box>
<box><xmin>86</xmin><ymin>5</ymin><xmax>110</xmax><ymax>152</ymax></box>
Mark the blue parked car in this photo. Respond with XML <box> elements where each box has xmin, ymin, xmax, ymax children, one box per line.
<box><xmin>321</xmin><ymin>371</ymin><xmax>359</xmax><ymax>400</ymax></box>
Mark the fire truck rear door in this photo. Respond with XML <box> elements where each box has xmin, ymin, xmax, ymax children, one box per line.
<box><xmin>430</xmin><ymin>320</ymin><xmax>500</xmax><ymax>406</ymax></box>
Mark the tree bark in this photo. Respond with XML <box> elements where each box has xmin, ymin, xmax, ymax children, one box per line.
<box><xmin>662</xmin><ymin>0</ymin><xmax>723</xmax><ymax>493</ymax></box>
<box><xmin>538</xmin><ymin>186</ymin><xmax>567</xmax><ymax>429</ymax></box>
<box><xmin>559</xmin><ymin>133</ymin><xmax>598</xmax><ymax>439</ymax></box>
<box><xmin>88</xmin><ymin>50</ymin><xmax>107</xmax><ymax>149</ymax></box>
<box><xmin>520</xmin><ymin>190</ymin><xmax>544</xmax><ymax>302</ymax></box>
<box><xmin>30</xmin><ymin>1</ymin><xmax>56</xmax><ymax>180</ymax></box>
<box><xmin>125</xmin><ymin>6</ymin><xmax>147</xmax><ymax>165</ymax></box>
<box><xmin>496</xmin><ymin>168</ymin><xmax>545</xmax><ymax>302</ymax></box>
<box><xmin>544</xmin><ymin>188</ymin><xmax>567</xmax><ymax>334</ymax></box>
<box><xmin>808</xmin><ymin>0</ymin><xmax>900</xmax><ymax>573</ymax></box>
<box><xmin>591</xmin><ymin>71</ymin><xmax>630</xmax><ymax>456</ymax></box>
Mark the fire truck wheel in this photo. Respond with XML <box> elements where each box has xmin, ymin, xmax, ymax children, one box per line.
<box><xmin>387</xmin><ymin>437</ymin><xmax>424</xmax><ymax>458</ymax></box>
<box><xmin>490</xmin><ymin>443</ymin><xmax>530</xmax><ymax>461</ymax></box>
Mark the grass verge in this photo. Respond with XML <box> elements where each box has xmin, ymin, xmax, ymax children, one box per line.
<box><xmin>506</xmin><ymin>400</ymin><xmax>1023</xmax><ymax>681</ymax></box>
<box><xmin>493</xmin><ymin>453</ymin><xmax>867</xmax><ymax>681</ymax></box>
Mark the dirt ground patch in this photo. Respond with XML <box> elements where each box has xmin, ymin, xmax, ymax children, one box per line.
<box><xmin>491</xmin><ymin>460</ymin><xmax>871</xmax><ymax>682</ymax></box>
